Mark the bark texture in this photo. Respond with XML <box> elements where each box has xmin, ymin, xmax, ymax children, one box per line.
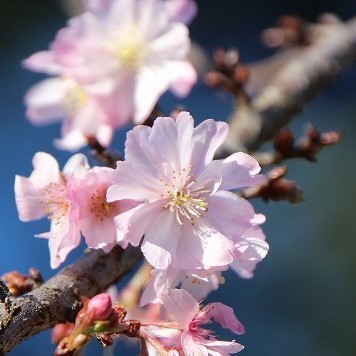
<box><xmin>222</xmin><ymin>17</ymin><xmax>356</xmax><ymax>153</ymax></box>
<box><xmin>0</xmin><ymin>246</ymin><xmax>141</xmax><ymax>355</ymax></box>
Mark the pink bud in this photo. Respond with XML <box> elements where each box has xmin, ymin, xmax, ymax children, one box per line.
<box><xmin>51</xmin><ymin>323</ymin><xmax>74</xmax><ymax>345</ymax></box>
<box><xmin>87</xmin><ymin>293</ymin><xmax>113</xmax><ymax>320</ymax></box>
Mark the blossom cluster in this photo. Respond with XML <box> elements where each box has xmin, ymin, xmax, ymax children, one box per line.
<box><xmin>24</xmin><ymin>0</ymin><xmax>197</xmax><ymax>150</ymax></box>
<box><xmin>54</xmin><ymin>290</ymin><xmax>245</xmax><ymax>355</ymax></box>
<box><xmin>15</xmin><ymin>112</ymin><xmax>268</xmax><ymax>353</ymax></box>
<box><xmin>14</xmin><ymin>0</ymin><xmax>270</xmax><ymax>354</ymax></box>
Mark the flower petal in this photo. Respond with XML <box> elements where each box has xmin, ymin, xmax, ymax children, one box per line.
<box><xmin>182</xmin><ymin>332</ymin><xmax>208</xmax><ymax>356</ymax></box>
<box><xmin>113</xmin><ymin>200</ymin><xmax>162</xmax><ymax>247</ymax></box>
<box><xmin>62</xmin><ymin>154</ymin><xmax>89</xmax><ymax>179</ymax></box>
<box><xmin>30</xmin><ymin>152</ymin><xmax>63</xmax><ymax>186</ymax></box>
<box><xmin>204</xmin><ymin>303</ymin><xmax>245</xmax><ymax>335</ymax></box>
<box><xmin>162</xmin><ymin>289</ymin><xmax>199</xmax><ymax>328</ymax></box>
<box><xmin>190</xmin><ymin>119</ymin><xmax>229</xmax><ymax>175</ymax></box>
<box><xmin>142</xmin><ymin>209</ymin><xmax>180</xmax><ymax>269</ymax></box>
<box><xmin>219</xmin><ymin>152</ymin><xmax>266</xmax><ymax>191</ymax></box>
<box><xmin>107</xmin><ymin>162</ymin><xmax>163</xmax><ymax>202</ymax></box>
<box><xmin>176</xmin><ymin>222</ymin><xmax>234</xmax><ymax>269</ymax></box>
<box><xmin>24</xmin><ymin>78</ymin><xmax>68</xmax><ymax>125</ymax></box>
<box><xmin>148</xmin><ymin>113</ymin><xmax>194</xmax><ymax>176</ymax></box>
<box><xmin>205</xmin><ymin>191</ymin><xmax>263</xmax><ymax>240</ymax></box>
<box><xmin>14</xmin><ymin>176</ymin><xmax>45</xmax><ymax>221</ymax></box>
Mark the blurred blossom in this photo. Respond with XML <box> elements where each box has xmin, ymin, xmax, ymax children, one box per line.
<box><xmin>23</xmin><ymin>0</ymin><xmax>197</xmax><ymax>150</ymax></box>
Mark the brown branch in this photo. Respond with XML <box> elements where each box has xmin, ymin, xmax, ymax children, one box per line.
<box><xmin>221</xmin><ymin>16</ymin><xmax>356</xmax><ymax>154</ymax></box>
<box><xmin>0</xmin><ymin>246</ymin><xmax>142</xmax><ymax>355</ymax></box>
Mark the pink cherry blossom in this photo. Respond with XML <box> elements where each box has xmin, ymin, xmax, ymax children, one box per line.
<box><xmin>14</xmin><ymin>152</ymin><xmax>89</xmax><ymax>268</ymax></box>
<box><xmin>23</xmin><ymin>0</ymin><xmax>197</xmax><ymax>150</ymax></box>
<box><xmin>107</xmin><ymin>111</ymin><xmax>266</xmax><ymax>271</ymax></box>
<box><xmin>24</xmin><ymin>77</ymin><xmax>114</xmax><ymax>151</ymax></box>
<box><xmin>162</xmin><ymin>289</ymin><xmax>245</xmax><ymax>355</ymax></box>
<box><xmin>68</xmin><ymin>166</ymin><xmax>139</xmax><ymax>252</ymax></box>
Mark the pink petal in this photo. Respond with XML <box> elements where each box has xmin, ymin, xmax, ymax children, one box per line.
<box><xmin>22</xmin><ymin>51</ymin><xmax>61</xmax><ymax>75</ymax></box>
<box><xmin>54</xmin><ymin>130</ymin><xmax>88</xmax><ymax>152</ymax></box>
<box><xmin>24</xmin><ymin>78</ymin><xmax>67</xmax><ymax>125</ymax></box>
<box><xmin>219</xmin><ymin>152</ymin><xmax>266</xmax><ymax>191</ymax></box>
<box><xmin>14</xmin><ymin>176</ymin><xmax>45</xmax><ymax>221</ymax></box>
<box><xmin>107</xmin><ymin>162</ymin><xmax>163</xmax><ymax>202</ymax></box>
<box><xmin>168</xmin><ymin>61</ymin><xmax>197</xmax><ymax>97</ymax></box>
<box><xmin>182</xmin><ymin>332</ymin><xmax>208</xmax><ymax>356</ymax></box>
<box><xmin>38</xmin><ymin>218</ymin><xmax>81</xmax><ymax>269</ymax></box>
<box><xmin>81</xmin><ymin>216</ymin><xmax>117</xmax><ymax>251</ymax></box>
<box><xmin>30</xmin><ymin>152</ymin><xmax>63</xmax><ymax>186</ymax></box>
<box><xmin>190</xmin><ymin>120</ymin><xmax>229</xmax><ymax>175</ymax></box>
<box><xmin>205</xmin><ymin>191</ymin><xmax>261</xmax><ymax>240</ymax></box>
<box><xmin>176</xmin><ymin>222</ymin><xmax>234</xmax><ymax>269</ymax></box>
<box><xmin>113</xmin><ymin>200</ymin><xmax>162</xmax><ymax>247</ymax></box>
<box><xmin>162</xmin><ymin>289</ymin><xmax>199</xmax><ymax>328</ymax></box>
<box><xmin>148</xmin><ymin>114</ymin><xmax>194</xmax><ymax>176</ymax></box>
<box><xmin>166</xmin><ymin>0</ymin><xmax>198</xmax><ymax>24</ymax></box>
<box><xmin>133</xmin><ymin>67</ymin><xmax>172</xmax><ymax>124</ymax></box>
<box><xmin>140</xmin><ymin>269</ymin><xmax>170</xmax><ymax>306</ymax></box>
<box><xmin>149</xmin><ymin>24</ymin><xmax>190</xmax><ymax>60</ymax></box>
<box><xmin>83</xmin><ymin>0</ymin><xmax>112</xmax><ymax>14</ymax></box>
<box><xmin>124</xmin><ymin>123</ymin><xmax>164</xmax><ymax>178</ymax></box>
<box><xmin>136</xmin><ymin>0</ymin><xmax>170</xmax><ymax>39</ymax></box>
<box><xmin>199</xmin><ymin>338</ymin><xmax>244</xmax><ymax>354</ymax></box>
<box><xmin>141</xmin><ymin>210</ymin><xmax>180</xmax><ymax>269</ymax></box>
<box><xmin>62</xmin><ymin>154</ymin><xmax>89</xmax><ymax>179</ymax></box>
<box><xmin>204</xmin><ymin>303</ymin><xmax>245</xmax><ymax>335</ymax></box>
<box><xmin>231</xmin><ymin>227</ymin><xmax>269</xmax><ymax>278</ymax></box>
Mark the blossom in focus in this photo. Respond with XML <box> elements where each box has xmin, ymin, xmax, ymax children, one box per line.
<box><xmin>68</xmin><ymin>166</ymin><xmax>139</xmax><ymax>252</ymax></box>
<box><xmin>23</xmin><ymin>0</ymin><xmax>197</xmax><ymax>150</ymax></box>
<box><xmin>162</xmin><ymin>288</ymin><xmax>245</xmax><ymax>355</ymax></box>
<box><xmin>14</xmin><ymin>152</ymin><xmax>89</xmax><ymax>268</ymax></box>
<box><xmin>107</xmin><ymin>112</ymin><xmax>266</xmax><ymax>271</ymax></box>
<box><xmin>15</xmin><ymin>152</ymin><xmax>141</xmax><ymax>267</ymax></box>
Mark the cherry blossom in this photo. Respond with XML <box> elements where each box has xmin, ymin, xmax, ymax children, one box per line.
<box><xmin>68</xmin><ymin>166</ymin><xmax>139</xmax><ymax>252</ymax></box>
<box><xmin>24</xmin><ymin>77</ymin><xmax>114</xmax><ymax>151</ymax></box>
<box><xmin>14</xmin><ymin>152</ymin><xmax>89</xmax><ymax>268</ymax></box>
<box><xmin>161</xmin><ymin>289</ymin><xmax>245</xmax><ymax>355</ymax></box>
<box><xmin>14</xmin><ymin>152</ymin><xmax>138</xmax><ymax>267</ymax></box>
<box><xmin>23</xmin><ymin>0</ymin><xmax>197</xmax><ymax>150</ymax></box>
<box><xmin>107</xmin><ymin>111</ymin><xmax>266</xmax><ymax>271</ymax></box>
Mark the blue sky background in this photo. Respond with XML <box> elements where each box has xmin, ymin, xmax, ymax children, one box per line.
<box><xmin>0</xmin><ymin>1</ymin><xmax>355</xmax><ymax>355</ymax></box>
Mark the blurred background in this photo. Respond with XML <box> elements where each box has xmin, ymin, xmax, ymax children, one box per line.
<box><xmin>0</xmin><ymin>0</ymin><xmax>355</xmax><ymax>355</ymax></box>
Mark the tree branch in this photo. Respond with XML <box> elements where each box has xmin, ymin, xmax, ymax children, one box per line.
<box><xmin>221</xmin><ymin>16</ymin><xmax>356</xmax><ymax>154</ymax></box>
<box><xmin>0</xmin><ymin>246</ymin><xmax>142</xmax><ymax>355</ymax></box>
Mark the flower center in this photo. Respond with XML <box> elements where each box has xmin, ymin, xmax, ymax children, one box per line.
<box><xmin>107</xmin><ymin>26</ymin><xmax>147</xmax><ymax>68</ymax></box>
<box><xmin>40</xmin><ymin>183</ymin><xmax>69</xmax><ymax>225</ymax></box>
<box><xmin>90</xmin><ymin>188</ymin><xmax>119</xmax><ymax>221</ymax></box>
<box><xmin>63</xmin><ymin>78</ymin><xmax>87</xmax><ymax>117</ymax></box>
<box><xmin>162</xmin><ymin>167</ymin><xmax>210</xmax><ymax>225</ymax></box>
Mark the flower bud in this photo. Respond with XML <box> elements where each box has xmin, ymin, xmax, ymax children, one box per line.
<box><xmin>87</xmin><ymin>293</ymin><xmax>113</xmax><ymax>321</ymax></box>
<box><xmin>52</xmin><ymin>323</ymin><xmax>75</xmax><ymax>345</ymax></box>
